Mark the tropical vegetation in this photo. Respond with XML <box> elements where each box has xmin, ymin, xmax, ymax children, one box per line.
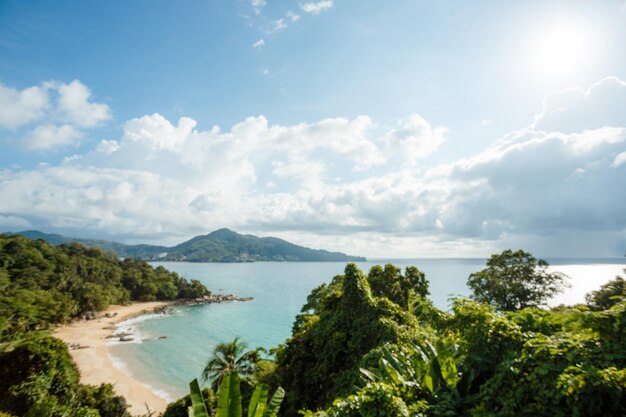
<box><xmin>467</xmin><ymin>249</ymin><xmax>567</xmax><ymax>311</ymax></box>
<box><xmin>187</xmin><ymin>372</ymin><xmax>284</xmax><ymax>417</ymax></box>
<box><xmin>0</xmin><ymin>234</ymin><xmax>210</xmax><ymax>342</ymax></box>
<box><xmin>0</xmin><ymin>234</ymin><xmax>211</xmax><ymax>417</ymax></box>
<box><xmin>202</xmin><ymin>337</ymin><xmax>261</xmax><ymax>391</ymax></box>
<box><xmin>0</xmin><ymin>234</ymin><xmax>624</xmax><ymax>417</ymax></box>
<box><xmin>266</xmin><ymin>254</ymin><xmax>626</xmax><ymax>416</ymax></box>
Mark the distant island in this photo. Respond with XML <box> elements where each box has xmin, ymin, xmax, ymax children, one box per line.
<box><xmin>14</xmin><ymin>228</ymin><xmax>366</xmax><ymax>262</ymax></box>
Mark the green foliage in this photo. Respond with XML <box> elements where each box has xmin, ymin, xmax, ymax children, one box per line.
<box><xmin>448</xmin><ymin>299</ymin><xmax>525</xmax><ymax>394</ymax></box>
<box><xmin>217</xmin><ymin>372</ymin><xmax>243</xmax><ymax>417</ymax></box>
<box><xmin>187</xmin><ymin>372</ymin><xmax>284</xmax><ymax>417</ymax></box>
<box><xmin>467</xmin><ymin>249</ymin><xmax>567</xmax><ymax>311</ymax></box>
<box><xmin>322</xmin><ymin>382</ymin><xmax>416</xmax><ymax>417</ymax></box>
<box><xmin>78</xmin><ymin>384</ymin><xmax>130</xmax><ymax>417</ymax></box>
<box><xmin>276</xmin><ymin>263</ymin><xmax>410</xmax><ymax>415</ymax></box>
<box><xmin>285</xmin><ymin>258</ymin><xmax>625</xmax><ymax>417</ymax></box>
<box><xmin>586</xmin><ymin>272</ymin><xmax>626</xmax><ymax>311</ymax></box>
<box><xmin>247</xmin><ymin>382</ymin><xmax>284</xmax><ymax>417</ymax></box>
<box><xmin>253</xmin><ymin>360</ymin><xmax>279</xmax><ymax>389</ymax></box>
<box><xmin>357</xmin><ymin>340</ymin><xmax>461</xmax><ymax>417</ymax></box>
<box><xmin>557</xmin><ymin>365</ymin><xmax>626</xmax><ymax>416</ymax></box>
<box><xmin>262</xmin><ymin>385</ymin><xmax>285</xmax><ymax>417</ymax></box>
<box><xmin>0</xmin><ymin>335</ymin><xmax>80</xmax><ymax>416</ymax></box>
<box><xmin>0</xmin><ymin>234</ymin><xmax>210</xmax><ymax>341</ymax></box>
<box><xmin>367</xmin><ymin>264</ymin><xmax>429</xmax><ymax>309</ymax></box>
<box><xmin>203</xmin><ymin>337</ymin><xmax>260</xmax><ymax>391</ymax></box>
<box><xmin>190</xmin><ymin>379</ymin><xmax>211</xmax><ymax>417</ymax></box>
<box><xmin>163</xmin><ymin>387</ymin><xmax>217</xmax><ymax>417</ymax></box>
<box><xmin>0</xmin><ymin>334</ymin><xmax>130</xmax><ymax>417</ymax></box>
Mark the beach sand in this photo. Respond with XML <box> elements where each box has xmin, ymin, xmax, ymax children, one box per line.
<box><xmin>54</xmin><ymin>302</ymin><xmax>173</xmax><ymax>416</ymax></box>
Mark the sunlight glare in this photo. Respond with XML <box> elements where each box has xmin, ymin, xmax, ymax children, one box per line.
<box><xmin>528</xmin><ymin>20</ymin><xmax>593</xmax><ymax>78</ymax></box>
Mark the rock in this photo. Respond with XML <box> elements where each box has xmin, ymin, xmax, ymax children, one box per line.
<box><xmin>119</xmin><ymin>336</ymin><xmax>134</xmax><ymax>342</ymax></box>
<box><xmin>81</xmin><ymin>311</ymin><xmax>100</xmax><ymax>320</ymax></box>
<box><xmin>174</xmin><ymin>292</ymin><xmax>254</xmax><ymax>306</ymax></box>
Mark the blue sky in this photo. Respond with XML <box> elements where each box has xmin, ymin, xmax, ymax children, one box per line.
<box><xmin>1</xmin><ymin>0</ymin><xmax>625</xmax><ymax>257</ymax></box>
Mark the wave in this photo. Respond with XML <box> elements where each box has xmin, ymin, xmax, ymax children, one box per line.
<box><xmin>107</xmin><ymin>308</ymin><xmax>184</xmax><ymax>345</ymax></box>
<box><xmin>107</xmin><ymin>352</ymin><xmax>176</xmax><ymax>403</ymax></box>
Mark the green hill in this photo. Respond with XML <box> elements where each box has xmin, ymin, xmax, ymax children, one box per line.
<box><xmin>0</xmin><ymin>234</ymin><xmax>210</xmax><ymax>340</ymax></box>
<box><xmin>13</xmin><ymin>229</ymin><xmax>366</xmax><ymax>262</ymax></box>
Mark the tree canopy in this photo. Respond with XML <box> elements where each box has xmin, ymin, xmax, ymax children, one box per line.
<box><xmin>0</xmin><ymin>334</ymin><xmax>131</xmax><ymax>417</ymax></box>
<box><xmin>467</xmin><ymin>249</ymin><xmax>567</xmax><ymax>311</ymax></box>
<box><xmin>202</xmin><ymin>337</ymin><xmax>260</xmax><ymax>391</ymax></box>
<box><xmin>0</xmin><ymin>234</ymin><xmax>210</xmax><ymax>341</ymax></box>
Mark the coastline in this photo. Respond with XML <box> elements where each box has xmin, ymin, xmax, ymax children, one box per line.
<box><xmin>54</xmin><ymin>301</ymin><xmax>174</xmax><ymax>416</ymax></box>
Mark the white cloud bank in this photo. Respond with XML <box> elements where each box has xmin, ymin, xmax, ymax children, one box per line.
<box><xmin>0</xmin><ymin>80</ymin><xmax>111</xmax><ymax>151</ymax></box>
<box><xmin>0</xmin><ymin>77</ymin><xmax>625</xmax><ymax>257</ymax></box>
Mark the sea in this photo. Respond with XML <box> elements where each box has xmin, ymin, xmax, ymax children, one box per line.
<box><xmin>107</xmin><ymin>258</ymin><xmax>625</xmax><ymax>402</ymax></box>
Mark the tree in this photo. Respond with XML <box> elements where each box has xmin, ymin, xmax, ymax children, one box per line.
<box><xmin>367</xmin><ymin>264</ymin><xmax>429</xmax><ymax>308</ymax></box>
<box><xmin>467</xmin><ymin>249</ymin><xmax>566</xmax><ymax>311</ymax></box>
<box><xmin>202</xmin><ymin>337</ymin><xmax>259</xmax><ymax>391</ymax></box>
<box><xmin>275</xmin><ymin>264</ymin><xmax>408</xmax><ymax>415</ymax></box>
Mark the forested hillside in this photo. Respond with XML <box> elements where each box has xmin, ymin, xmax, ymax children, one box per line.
<box><xmin>0</xmin><ymin>234</ymin><xmax>212</xmax><ymax>417</ymax></box>
<box><xmin>0</xmin><ymin>234</ymin><xmax>210</xmax><ymax>341</ymax></box>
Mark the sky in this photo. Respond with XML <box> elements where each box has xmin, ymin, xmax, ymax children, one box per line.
<box><xmin>0</xmin><ymin>0</ymin><xmax>625</xmax><ymax>258</ymax></box>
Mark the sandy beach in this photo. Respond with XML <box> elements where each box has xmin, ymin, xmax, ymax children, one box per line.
<box><xmin>54</xmin><ymin>302</ymin><xmax>173</xmax><ymax>416</ymax></box>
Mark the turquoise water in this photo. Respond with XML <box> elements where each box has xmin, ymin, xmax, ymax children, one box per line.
<box><xmin>108</xmin><ymin>259</ymin><xmax>624</xmax><ymax>401</ymax></box>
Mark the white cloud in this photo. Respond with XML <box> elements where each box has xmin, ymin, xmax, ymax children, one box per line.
<box><xmin>24</xmin><ymin>124</ymin><xmax>83</xmax><ymax>151</ymax></box>
<box><xmin>533</xmin><ymin>76</ymin><xmax>626</xmax><ymax>133</ymax></box>
<box><xmin>300</xmin><ymin>0</ymin><xmax>333</xmax><ymax>15</ymax></box>
<box><xmin>0</xmin><ymin>79</ymin><xmax>111</xmax><ymax>151</ymax></box>
<box><xmin>56</xmin><ymin>80</ymin><xmax>112</xmax><ymax>128</ymax></box>
<box><xmin>480</xmin><ymin>119</ymin><xmax>495</xmax><ymax>126</ymax></box>
<box><xmin>122</xmin><ymin>113</ymin><xmax>197</xmax><ymax>151</ymax></box>
<box><xmin>384</xmin><ymin>114</ymin><xmax>447</xmax><ymax>165</ymax></box>
<box><xmin>0</xmin><ymin>84</ymin><xmax>49</xmax><ymax>129</ymax></box>
<box><xmin>253</xmin><ymin>39</ymin><xmax>265</xmax><ymax>49</ymax></box>
<box><xmin>1</xmin><ymin>77</ymin><xmax>625</xmax><ymax>257</ymax></box>
<box><xmin>445</xmin><ymin>127</ymin><xmax>626</xmax><ymax>238</ymax></box>
<box><xmin>96</xmin><ymin>139</ymin><xmax>120</xmax><ymax>155</ymax></box>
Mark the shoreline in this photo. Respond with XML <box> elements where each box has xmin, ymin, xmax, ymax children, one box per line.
<box><xmin>54</xmin><ymin>301</ymin><xmax>174</xmax><ymax>416</ymax></box>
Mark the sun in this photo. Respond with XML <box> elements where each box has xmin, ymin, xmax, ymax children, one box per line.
<box><xmin>528</xmin><ymin>20</ymin><xmax>593</xmax><ymax>78</ymax></box>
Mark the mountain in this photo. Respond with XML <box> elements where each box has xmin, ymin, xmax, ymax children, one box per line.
<box><xmin>15</xmin><ymin>230</ymin><xmax>169</xmax><ymax>259</ymax></box>
<box><xmin>12</xmin><ymin>229</ymin><xmax>365</xmax><ymax>262</ymax></box>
